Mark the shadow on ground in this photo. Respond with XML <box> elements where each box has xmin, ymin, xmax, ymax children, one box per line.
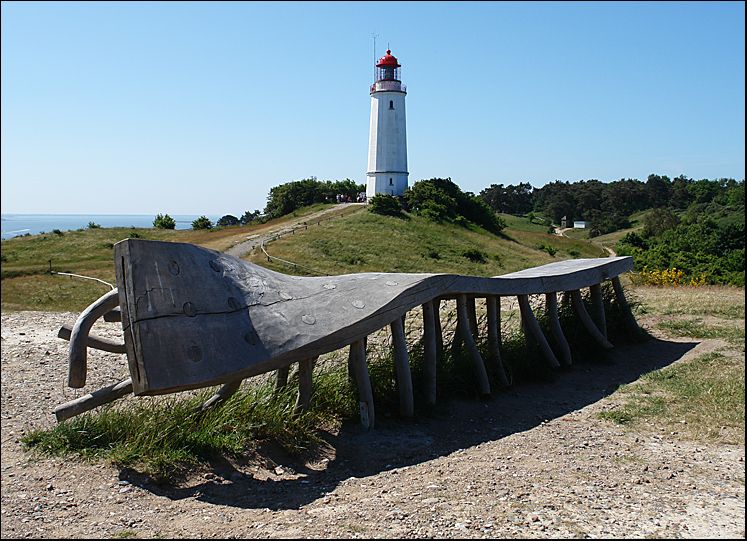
<box><xmin>124</xmin><ymin>335</ymin><xmax>698</xmax><ymax>510</ymax></box>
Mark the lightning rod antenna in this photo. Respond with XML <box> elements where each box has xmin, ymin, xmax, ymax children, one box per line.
<box><xmin>372</xmin><ymin>32</ymin><xmax>378</xmax><ymax>81</ymax></box>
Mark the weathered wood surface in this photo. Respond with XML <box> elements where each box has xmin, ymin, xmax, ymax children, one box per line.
<box><xmin>108</xmin><ymin>239</ymin><xmax>633</xmax><ymax>396</ymax></box>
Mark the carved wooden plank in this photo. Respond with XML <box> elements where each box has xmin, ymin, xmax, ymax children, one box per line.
<box><xmin>58</xmin><ymin>324</ymin><xmax>126</xmax><ymax>354</ymax></box>
<box><xmin>348</xmin><ymin>338</ymin><xmax>374</xmax><ymax>428</ymax></box>
<box><xmin>457</xmin><ymin>294</ymin><xmax>491</xmax><ymax>396</ymax></box>
<box><xmin>390</xmin><ymin>317</ymin><xmax>414</xmax><ymax>418</ymax></box>
<box><xmin>54</xmin><ymin>378</ymin><xmax>133</xmax><ymax>422</ymax></box>
<box><xmin>110</xmin><ymin>239</ymin><xmax>633</xmax><ymax>396</ymax></box>
<box><xmin>571</xmin><ymin>289</ymin><xmax>614</xmax><ymax>349</ymax></box>
<box><xmin>68</xmin><ymin>288</ymin><xmax>121</xmax><ymax>388</ymax></box>
<box><xmin>421</xmin><ymin>300</ymin><xmax>438</xmax><ymax>406</ymax></box>
<box><xmin>546</xmin><ymin>292</ymin><xmax>572</xmax><ymax>366</ymax></box>
<box><xmin>589</xmin><ymin>283</ymin><xmax>607</xmax><ymax>339</ymax></box>
<box><xmin>518</xmin><ymin>295</ymin><xmax>560</xmax><ymax>368</ymax></box>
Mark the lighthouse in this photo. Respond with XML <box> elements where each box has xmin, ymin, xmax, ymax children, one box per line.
<box><xmin>366</xmin><ymin>49</ymin><xmax>408</xmax><ymax>198</ymax></box>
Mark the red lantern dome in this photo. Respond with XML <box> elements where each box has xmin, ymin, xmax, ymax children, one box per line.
<box><xmin>376</xmin><ymin>49</ymin><xmax>401</xmax><ymax>68</ymax></box>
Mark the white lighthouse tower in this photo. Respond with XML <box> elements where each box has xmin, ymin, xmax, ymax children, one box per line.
<box><xmin>366</xmin><ymin>49</ymin><xmax>408</xmax><ymax>198</ymax></box>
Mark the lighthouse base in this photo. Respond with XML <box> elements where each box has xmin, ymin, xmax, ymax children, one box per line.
<box><xmin>366</xmin><ymin>172</ymin><xmax>409</xmax><ymax>199</ymax></box>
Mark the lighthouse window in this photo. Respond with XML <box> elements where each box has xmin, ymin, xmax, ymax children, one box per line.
<box><xmin>389</xmin><ymin>100</ymin><xmax>394</xmax><ymax>109</ymax></box>
<box><xmin>389</xmin><ymin>178</ymin><xmax>393</xmax><ymax>185</ymax></box>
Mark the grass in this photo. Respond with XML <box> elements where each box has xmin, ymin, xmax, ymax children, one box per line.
<box><xmin>598</xmin><ymin>351</ymin><xmax>744</xmax><ymax>444</ymax></box>
<box><xmin>0</xmin><ymin>203</ymin><xmax>348</xmax><ymax>312</ymax></box>
<box><xmin>597</xmin><ymin>283</ymin><xmax>745</xmax><ymax>444</ymax></box>
<box><xmin>22</xmin><ymin>367</ymin><xmax>357</xmax><ymax>483</ymax></box>
<box><xmin>246</xmin><ymin>209</ymin><xmax>603</xmax><ymax>277</ymax></box>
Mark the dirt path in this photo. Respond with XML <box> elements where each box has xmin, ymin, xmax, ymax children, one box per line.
<box><xmin>1</xmin><ymin>307</ymin><xmax>744</xmax><ymax>539</ymax></box>
<box><xmin>556</xmin><ymin>227</ymin><xmax>616</xmax><ymax>257</ymax></box>
<box><xmin>225</xmin><ymin>203</ymin><xmax>362</xmax><ymax>259</ymax></box>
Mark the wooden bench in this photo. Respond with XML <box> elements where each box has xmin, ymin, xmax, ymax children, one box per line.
<box><xmin>55</xmin><ymin>239</ymin><xmax>639</xmax><ymax>426</ymax></box>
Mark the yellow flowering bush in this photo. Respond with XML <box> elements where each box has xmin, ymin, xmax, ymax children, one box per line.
<box><xmin>629</xmin><ymin>266</ymin><xmax>707</xmax><ymax>287</ymax></box>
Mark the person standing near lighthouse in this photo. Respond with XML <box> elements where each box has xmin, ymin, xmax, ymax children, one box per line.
<box><xmin>366</xmin><ymin>48</ymin><xmax>408</xmax><ymax>199</ymax></box>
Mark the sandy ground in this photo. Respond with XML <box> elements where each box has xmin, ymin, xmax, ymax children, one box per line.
<box><xmin>1</xmin><ymin>300</ymin><xmax>744</xmax><ymax>538</ymax></box>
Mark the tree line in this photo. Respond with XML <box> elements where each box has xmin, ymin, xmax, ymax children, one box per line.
<box><xmin>480</xmin><ymin>174</ymin><xmax>744</xmax><ymax>237</ymax></box>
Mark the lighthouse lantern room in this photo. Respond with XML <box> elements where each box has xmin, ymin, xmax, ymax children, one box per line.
<box><xmin>367</xmin><ymin>49</ymin><xmax>408</xmax><ymax>199</ymax></box>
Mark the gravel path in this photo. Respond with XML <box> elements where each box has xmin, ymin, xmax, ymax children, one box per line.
<box><xmin>224</xmin><ymin>203</ymin><xmax>361</xmax><ymax>260</ymax></box>
<box><xmin>1</xmin><ymin>307</ymin><xmax>744</xmax><ymax>538</ymax></box>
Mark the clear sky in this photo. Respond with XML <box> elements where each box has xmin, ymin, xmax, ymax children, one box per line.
<box><xmin>1</xmin><ymin>1</ymin><xmax>744</xmax><ymax>217</ymax></box>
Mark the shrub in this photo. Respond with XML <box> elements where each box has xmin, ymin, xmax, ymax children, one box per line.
<box><xmin>52</xmin><ymin>229</ymin><xmax>64</xmax><ymax>236</ymax></box>
<box><xmin>367</xmin><ymin>194</ymin><xmax>405</xmax><ymax>218</ymax></box>
<box><xmin>191</xmin><ymin>216</ymin><xmax>213</xmax><ymax>230</ymax></box>
<box><xmin>153</xmin><ymin>213</ymin><xmax>176</xmax><ymax>229</ymax></box>
<box><xmin>461</xmin><ymin>248</ymin><xmax>486</xmax><ymax>263</ymax></box>
<box><xmin>87</xmin><ymin>221</ymin><xmax>101</xmax><ymax>229</ymax></box>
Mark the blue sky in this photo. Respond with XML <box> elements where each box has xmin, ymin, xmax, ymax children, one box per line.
<box><xmin>1</xmin><ymin>1</ymin><xmax>744</xmax><ymax>216</ymax></box>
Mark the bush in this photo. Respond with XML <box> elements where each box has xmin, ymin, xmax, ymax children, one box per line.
<box><xmin>404</xmin><ymin>178</ymin><xmax>506</xmax><ymax>233</ymax></box>
<box><xmin>87</xmin><ymin>221</ymin><xmax>101</xmax><ymax>229</ymax></box>
<box><xmin>368</xmin><ymin>194</ymin><xmax>405</xmax><ymax>218</ymax></box>
<box><xmin>191</xmin><ymin>216</ymin><xmax>213</xmax><ymax>230</ymax></box>
<box><xmin>461</xmin><ymin>248</ymin><xmax>486</xmax><ymax>263</ymax></box>
<box><xmin>153</xmin><ymin>213</ymin><xmax>176</xmax><ymax>229</ymax></box>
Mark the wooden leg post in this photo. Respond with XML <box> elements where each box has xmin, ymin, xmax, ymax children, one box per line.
<box><xmin>519</xmin><ymin>295</ymin><xmax>537</xmax><ymax>351</ymax></box>
<box><xmin>293</xmin><ymin>357</ymin><xmax>316</xmax><ymax>417</ymax></box>
<box><xmin>390</xmin><ymin>317</ymin><xmax>415</xmax><ymax>418</ymax></box>
<box><xmin>54</xmin><ymin>378</ymin><xmax>133</xmax><ymax>422</ymax></box>
<box><xmin>68</xmin><ymin>288</ymin><xmax>121</xmax><ymax>388</ymax></box>
<box><xmin>457</xmin><ymin>294</ymin><xmax>491</xmax><ymax>396</ymax></box>
<box><xmin>487</xmin><ymin>295</ymin><xmax>509</xmax><ymax>386</ymax></box>
<box><xmin>589</xmin><ymin>283</ymin><xmax>607</xmax><ymax>339</ymax></box>
<box><xmin>422</xmin><ymin>300</ymin><xmax>438</xmax><ymax>406</ymax></box>
<box><xmin>433</xmin><ymin>298</ymin><xmax>444</xmax><ymax>360</ymax></box>
<box><xmin>467</xmin><ymin>296</ymin><xmax>479</xmax><ymax>343</ymax></box>
<box><xmin>611</xmin><ymin>276</ymin><xmax>641</xmax><ymax>332</ymax></box>
<box><xmin>571</xmin><ymin>289</ymin><xmax>614</xmax><ymax>349</ymax></box>
<box><xmin>196</xmin><ymin>379</ymin><xmax>243</xmax><ymax>413</ymax></box>
<box><xmin>348</xmin><ymin>338</ymin><xmax>375</xmax><ymax>429</ymax></box>
<box><xmin>546</xmin><ymin>292</ymin><xmax>572</xmax><ymax>366</ymax></box>
<box><xmin>518</xmin><ymin>295</ymin><xmax>560</xmax><ymax>368</ymax></box>
<box><xmin>274</xmin><ymin>366</ymin><xmax>290</xmax><ymax>394</ymax></box>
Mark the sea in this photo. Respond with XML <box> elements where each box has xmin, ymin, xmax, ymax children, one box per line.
<box><xmin>1</xmin><ymin>214</ymin><xmax>224</xmax><ymax>241</ymax></box>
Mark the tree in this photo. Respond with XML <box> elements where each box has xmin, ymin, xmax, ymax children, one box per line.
<box><xmin>153</xmin><ymin>213</ymin><xmax>176</xmax><ymax>229</ymax></box>
<box><xmin>641</xmin><ymin>208</ymin><xmax>680</xmax><ymax>238</ymax></box>
<box><xmin>646</xmin><ymin>174</ymin><xmax>671</xmax><ymax>208</ymax></box>
<box><xmin>240</xmin><ymin>210</ymin><xmax>262</xmax><ymax>225</ymax></box>
<box><xmin>217</xmin><ymin>215</ymin><xmax>239</xmax><ymax>227</ymax></box>
<box><xmin>191</xmin><ymin>216</ymin><xmax>213</xmax><ymax>230</ymax></box>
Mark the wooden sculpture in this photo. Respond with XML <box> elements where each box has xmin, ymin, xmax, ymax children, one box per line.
<box><xmin>55</xmin><ymin>239</ymin><xmax>639</xmax><ymax>427</ymax></box>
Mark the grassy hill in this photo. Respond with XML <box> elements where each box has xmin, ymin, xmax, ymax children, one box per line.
<box><xmin>1</xmin><ymin>205</ymin><xmax>602</xmax><ymax>312</ymax></box>
<box><xmin>245</xmin><ymin>209</ymin><xmax>604</xmax><ymax>278</ymax></box>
